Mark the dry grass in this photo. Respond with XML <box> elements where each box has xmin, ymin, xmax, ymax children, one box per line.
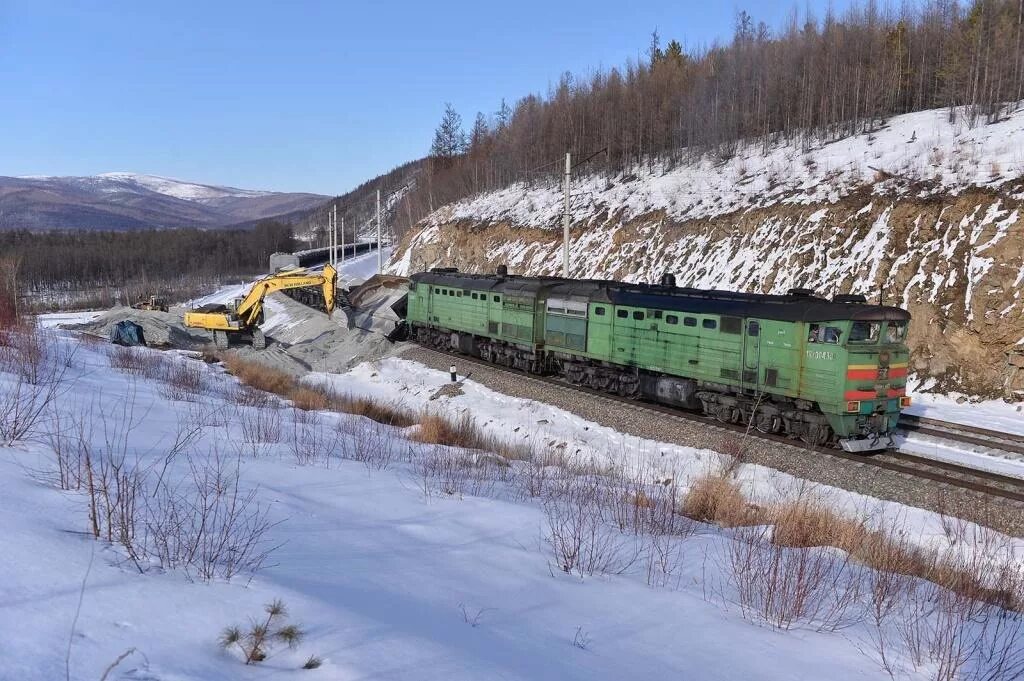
<box><xmin>332</xmin><ymin>394</ymin><xmax>417</xmax><ymax>427</ymax></box>
<box><xmin>766</xmin><ymin>496</ymin><xmax>1022</xmax><ymax>611</ymax></box>
<box><xmin>771</xmin><ymin>498</ymin><xmax>868</xmax><ymax>550</ymax></box>
<box><xmin>681</xmin><ymin>474</ymin><xmax>763</xmax><ymax>527</ymax></box>
<box><xmin>219</xmin><ymin>355</ymin><xmax>417</xmax><ymax>427</ymax></box>
<box><xmin>220</xmin><ymin>355</ymin><xmax>297</xmax><ymax>396</ymax></box>
<box><xmin>413</xmin><ymin>411</ymin><xmax>532</xmax><ymax>461</ymax></box>
<box><xmin>289</xmin><ymin>387</ymin><xmax>332</xmax><ymax>412</ymax></box>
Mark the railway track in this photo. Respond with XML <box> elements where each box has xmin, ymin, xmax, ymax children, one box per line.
<box><xmin>418</xmin><ymin>346</ymin><xmax>1024</xmax><ymax>505</ymax></box>
<box><xmin>897</xmin><ymin>413</ymin><xmax>1024</xmax><ymax>459</ymax></box>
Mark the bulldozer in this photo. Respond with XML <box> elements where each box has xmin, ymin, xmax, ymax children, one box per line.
<box><xmin>132</xmin><ymin>295</ymin><xmax>169</xmax><ymax>312</ymax></box>
<box><xmin>184</xmin><ymin>264</ymin><xmax>336</xmax><ymax>349</ymax></box>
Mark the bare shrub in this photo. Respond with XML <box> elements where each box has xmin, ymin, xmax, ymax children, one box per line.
<box><xmin>724</xmin><ymin>523</ymin><xmax>865</xmax><ymax>631</ymax></box>
<box><xmin>46</xmin><ymin>405</ymin><xmax>86</xmax><ymax>490</ymax></box>
<box><xmin>542</xmin><ymin>475</ymin><xmax>641</xmax><ymax>577</ymax></box>
<box><xmin>644</xmin><ymin>530</ymin><xmax>688</xmax><ymax>589</ymax></box>
<box><xmin>413</xmin><ymin>445</ymin><xmax>505</xmax><ymax>500</ymax></box>
<box><xmin>288</xmin><ymin>410</ymin><xmax>342</xmax><ymax>466</ymax></box>
<box><xmin>337</xmin><ymin>418</ymin><xmax>403</xmax><ymax>470</ymax></box>
<box><xmin>509</xmin><ymin>449</ymin><xmax>584</xmax><ymax>500</ymax></box>
<box><xmin>229</xmin><ymin>384</ymin><xmax>273</xmax><ymax>409</ymax></box>
<box><xmin>144</xmin><ymin>446</ymin><xmax>279</xmax><ymax>581</ymax></box>
<box><xmin>108</xmin><ymin>346</ymin><xmax>167</xmax><ymax>378</ymax></box>
<box><xmin>238</xmin><ymin>406</ymin><xmax>283</xmax><ymax>456</ymax></box>
<box><xmin>0</xmin><ymin>330</ymin><xmax>72</xmax><ymax>443</ymax></box>
<box><xmin>159</xmin><ymin>361</ymin><xmax>206</xmax><ymax>402</ymax></box>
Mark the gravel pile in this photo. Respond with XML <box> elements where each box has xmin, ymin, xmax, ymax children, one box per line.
<box><xmin>67</xmin><ymin>306</ymin><xmax>211</xmax><ymax>348</ymax></box>
<box><xmin>408</xmin><ymin>347</ymin><xmax>1024</xmax><ymax>537</ymax></box>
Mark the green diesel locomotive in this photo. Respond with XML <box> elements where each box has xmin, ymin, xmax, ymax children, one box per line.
<box><xmin>406</xmin><ymin>268</ymin><xmax>911</xmax><ymax>452</ymax></box>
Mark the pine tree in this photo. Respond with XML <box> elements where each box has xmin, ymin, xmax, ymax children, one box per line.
<box><xmin>430</xmin><ymin>103</ymin><xmax>466</xmax><ymax>161</ymax></box>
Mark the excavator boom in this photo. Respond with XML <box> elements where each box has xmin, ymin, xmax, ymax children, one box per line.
<box><xmin>184</xmin><ymin>264</ymin><xmax>337</xmax><ymax>349</ymax></box>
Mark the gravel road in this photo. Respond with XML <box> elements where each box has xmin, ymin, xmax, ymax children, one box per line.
<box><xmin>405</xmin><ymin>346</ymin><xmax>1024</xmax><ymax>537</ymax></box>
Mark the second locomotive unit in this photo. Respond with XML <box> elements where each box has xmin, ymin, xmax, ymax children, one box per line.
<box><xmin>405</xmin><ymin>267</ymin><xmax>911</xmax><ymax>452</ymax></box>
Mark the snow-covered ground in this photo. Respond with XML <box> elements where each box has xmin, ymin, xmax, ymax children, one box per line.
<box><xmin>6</xmin><ymin>329</ymin><xmax>1020</xmax><ymax>680</ymax></box>
<box><xmin>906</xmin><ymin>380</ymin><xmax>1024</xmax><ymax>436</ymax></box>
<box><xmin>311</xmin><ymin>358</ymin><xmax>1024</xmax><ymax>550</ymax></box>
<box><xmin>36</xmin><ymin>310</ymin><xmax>103</xmax><ymax>329</ymax></box>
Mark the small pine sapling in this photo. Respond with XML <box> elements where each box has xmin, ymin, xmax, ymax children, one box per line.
<box><xmin>220</xmin><ymin>599</ymin><xmax>307</xmax><ymax>665</ymax></box>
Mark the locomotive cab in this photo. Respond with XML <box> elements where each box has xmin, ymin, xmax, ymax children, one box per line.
<box><xmin>805</xmin><ymin>316</ymin><xmax>910</xmax><ymax>452</ymax></box>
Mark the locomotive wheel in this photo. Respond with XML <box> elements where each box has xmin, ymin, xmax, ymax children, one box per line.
<box><xmin>800</xmin><ymin>423</ymin><xmax>830</xmax><ymax>446</ymax></box>
<box><xmin>754</xmin><ymin>410</ymin><xmax>781</xmax><ymax>434</ymax></box>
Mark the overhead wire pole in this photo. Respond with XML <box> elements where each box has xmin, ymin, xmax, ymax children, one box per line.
<box><xmin>340</xmin><ymin>215</ymin><xmax>345</xmax><ymax>277</ymax></box>
<box><xmin>562</xmin><ymin>152</ymin><xmax>571</xmax><ymax>278</ymax></box>
<box><xmin>331</xmin><ymin>204</ymin><xmax>338</xmax><ymax>267</ymax></box>
<box><xmin>376</xmin><ymin>188</ymin><xmax>382</xmax><ymax>274</ymax></box>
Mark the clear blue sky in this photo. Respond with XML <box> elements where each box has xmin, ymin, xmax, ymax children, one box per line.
<box><xmin>0</xmin><ymin>0</ymin><xmax>857</xmax><ymax>196</ymax></box>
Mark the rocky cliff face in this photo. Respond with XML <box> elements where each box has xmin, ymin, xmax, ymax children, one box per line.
<box><xmin>389</xmin><ymin>107</ymin><xmax>1024</xmax><ymax>397</ymax></box>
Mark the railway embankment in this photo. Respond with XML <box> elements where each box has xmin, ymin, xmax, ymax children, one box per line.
<box><xmin>405</xmin><ymin>346</ymin><xmax>1024</xmax><ymax>537</ymax></box>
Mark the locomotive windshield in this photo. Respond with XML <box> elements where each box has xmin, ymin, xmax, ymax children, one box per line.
<box><xmin>885</xmin><ymin>321</ymin><xmax>907</xmax><ymax>343</ymax></box>
<box><xmin>849</xmin><ymin>321</ymin><xmax>881</xmax><ymax>343</ymax></box>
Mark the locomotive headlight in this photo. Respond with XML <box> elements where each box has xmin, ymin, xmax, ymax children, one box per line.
<box><xmin>846</xmin><ymin>400</ymin><xmax>861</xmax><ymax>412</ymax></box>
<box><xmin>899</xmin><ymin>396</ymin><xmax>912</xmax><ymax>408</ymax></box>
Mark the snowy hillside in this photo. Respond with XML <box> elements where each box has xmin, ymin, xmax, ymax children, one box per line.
<box><xmin>3</xmin><ymin>322</ymin><xmax>1022</xmax><ymax>680</ymax></box>
<box><xmin>390</xmin><ymin>105</ymin><xmax>1024</xmax><ymax>397</ymax></box>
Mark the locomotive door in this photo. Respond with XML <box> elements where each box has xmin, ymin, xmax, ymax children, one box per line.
<box><xmin>743</xmin><ymin>320</ymin><xmax>761</xmax><ymax>389</ymax></box>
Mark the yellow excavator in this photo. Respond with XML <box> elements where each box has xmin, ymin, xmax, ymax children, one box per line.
<box><xmin>184</xmin><ymin>264</ymin><xmax>337</xmax><ymax>349</ymax></box>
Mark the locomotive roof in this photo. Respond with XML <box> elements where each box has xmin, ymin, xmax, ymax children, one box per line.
<box><xmin>410</xmin><ymin>271</ymin><xmax>911</xmax><ymax>322</ymax></box>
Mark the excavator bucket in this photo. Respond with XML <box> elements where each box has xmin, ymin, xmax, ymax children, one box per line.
<box><xmin>322</xmin><ymin>264</ymin><xmax>337</xmax><ymax>317</ymax></box>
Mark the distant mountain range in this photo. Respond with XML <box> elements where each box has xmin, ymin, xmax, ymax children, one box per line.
<box><xmin>0</xmin><ymin>172</ymin><xmax>328</xmax><ymax>231</ymax></box>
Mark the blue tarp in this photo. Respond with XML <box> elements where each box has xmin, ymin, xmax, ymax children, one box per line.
<box><xmin>109</xmin><ymin>320</ymin><xmax>147</xmax><ymax>346</ymax></box>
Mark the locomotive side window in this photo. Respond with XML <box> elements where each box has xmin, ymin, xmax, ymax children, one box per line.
<box><xmin>471</xmin><ymin>293</ymin><xmax>477</xmax><ymax>299</ymax></box>
<box><xmin>886</xmin><ymin>321</ymin><xmax>907</xmax><ymax>342</ymax></box>
<box><xmin>850</xmin><ymin>321</ymin><xmax>881</xmax><ymax>343</ymax></box>
<box><xmin>807</xmin><ymin>323</ymin><xmax>822</xmax><ymax>342</ymax></box>
<box><xmin>748</xmin><ymin>321</ymin><xmax>760</xmax><ymax>336</ymax></box>
<box><xmin>617</xmin><ymin>309</ymin><xmax>628</xmax><ymax>319</ymax></box>
<box><xmin>633</xmin><ymin>311</ymin><xmax>645</xmax><ymax>321</ymax></box>
<box><xmin>666</xmin><ymin>315</ymin><xmax>679</xmax><ymax>325</ymax></box>
<box><xmin>702</xmin><ymin>319</ymin><xmax>717</xmax><ymax>329</ymax></box>
<box><xmin>721</xmin><ymin>316</ymin><xmax>741</xmax><ymax>334</ymax></box>
<box><xmin>824</xmin><ymin>327</ymin><xmax>842</xmax><ymax>344</ymax></box>
<box><xmin>653</xmin><ymin>310</ymin><xmax>663</xmax><ymax>319</ymax></box>
<box><xmin>493</xmin><ymin>295</ymin><xmax>500</xmax><ymax>302</ymax></box>
<box><xmin>684</xmin><ymin>317</ymin><xmax>697</xmax><ymax>327</ymax></box>
<box><xmin>594</xmin><ymin>307</ymin><xmax>606</xmax><ymax>316</ymax></box>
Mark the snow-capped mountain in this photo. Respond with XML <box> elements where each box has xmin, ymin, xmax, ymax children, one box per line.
<box><xmin>0</xmin><ymin>172</ymin><xmax>328</xmax><ymax>231</ymax></box>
